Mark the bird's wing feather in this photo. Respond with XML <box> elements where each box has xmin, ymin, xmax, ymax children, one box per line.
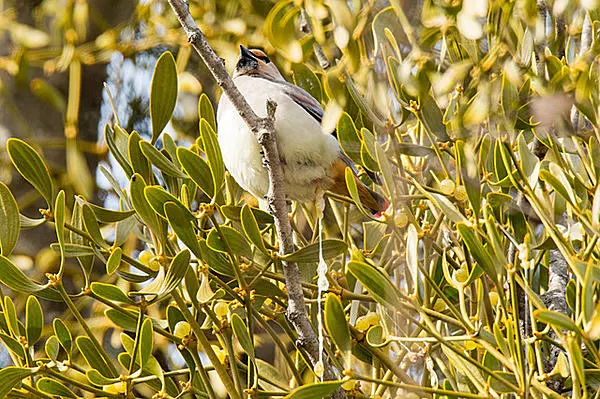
<box><xmin>281</xmin><ymin>82</ymin><xmax>324</xmax><ymax>122</ymax></box>
<box><xmin>279</xmin><ymin>81</ymin><xmax>381</xmax><ymax>184</ymax></box>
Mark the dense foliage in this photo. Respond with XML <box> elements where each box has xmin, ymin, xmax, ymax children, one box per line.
<box><xmin>1</xmin><ymin>0</ymin><xmax>600</xmax><ymax>398</ymax></box>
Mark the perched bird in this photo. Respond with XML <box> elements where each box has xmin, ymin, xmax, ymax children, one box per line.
<box><xmin>217</xmin><ymin>45</ymin><xmax>387</xmax><ymax>214</ymax></box>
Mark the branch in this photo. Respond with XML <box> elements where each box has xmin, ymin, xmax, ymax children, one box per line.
<box><xmin>167</xmin><ymin>1</ymin><xmax>344</xmax><ymax>396</ymax></box>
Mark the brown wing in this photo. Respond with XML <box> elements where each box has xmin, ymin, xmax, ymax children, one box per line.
<box><xmin>326</xmin><ymin>158</ymin><xmax>388</xmax><ymax>214</ymax></box>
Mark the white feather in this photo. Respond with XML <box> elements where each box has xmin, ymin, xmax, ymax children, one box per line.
<box><xmin>217</xmin><ymin>76</ymin><xmax>339</xmax><ymax>202</ymax></box>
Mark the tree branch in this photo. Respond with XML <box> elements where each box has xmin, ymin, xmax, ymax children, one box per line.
<box><xmin>166</xmin><ymin>1</ymin><xmax>344</xmax><ymax>396</ymax></box>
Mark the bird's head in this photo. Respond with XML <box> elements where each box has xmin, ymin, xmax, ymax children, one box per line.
<box><xmin>233</xmin><ymin>45</ymin><xmax>284</xmax><ymax>81</ymax></box>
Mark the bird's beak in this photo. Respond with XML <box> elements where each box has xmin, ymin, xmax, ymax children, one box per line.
<box><xmin>239</xmin><ymin>45</ymin><xmax>256</xmax><ymax>61</ymax></box>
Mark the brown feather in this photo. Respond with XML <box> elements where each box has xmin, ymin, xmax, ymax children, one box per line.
<box><xmin>325</xmin><ymin>159</ymin><xmax>387</xmax><ymax>214</ymax></box>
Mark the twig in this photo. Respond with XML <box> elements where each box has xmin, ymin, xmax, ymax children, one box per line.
<box><xmin>166</xmin><ymin>1</ymin><xmax>344</xmax><ymax>396</ymax></box>
<box><xmin>299</xmin><ymin>7</ymin><xmax>330</xmax><ymax>70</ymax></box>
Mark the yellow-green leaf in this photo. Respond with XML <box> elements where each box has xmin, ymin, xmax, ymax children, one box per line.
<box><xmin>284</xmin><ymin>380</ymin><xmax>343</xmax><ymax>399</ymax></box>
<box><xmin>177</xmin><ymin>147</ymin><xmax>214</xmax><ymax>198</ymax></box>
<box><xmin>324</xmin><ymin>294</ymin><xmax>351</xmax><ymax>362</ymax></box>
<box><xmin>0</xmin><ymin>183</ymin><xmax>20</xmax><ymax>256</ymax></box>
<box><xmin>0</xmin><ymin>367</ymin><xmax>38</xmax><ymax>398</ymax></box>
<box><xmin>150</xmin><ymin>51</ymin><xmax>178</xmax><ymax>143</ymax></box>
<box><xmin>25</xmin><ymin>296</ymin><xmax>43</xmax><ymax>346</ymax></box>
<box><xmin>6</xmin><ymin>138</ymin><xmax>54</xmax><ymax>207</ymax></box>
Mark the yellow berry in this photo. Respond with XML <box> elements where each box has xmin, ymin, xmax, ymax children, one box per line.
<box><xmin>489</xmin><ymin>291</ymin><xmax>499</xmax><ymax>307</ymax></box>
<box><xmin>355</xmin><ymin>316</ymin><xmax>370</xmax><ymax>331</ymax></box>
<box><xmin>314</xmin><ymin>360</ymin><xmax>324</xmax><ymax>378</ymax></box>
<box><xmin>365</xmin><ymin>312</ymin><xmax>380</xmax><ymax>326</ymax></box>
<box><xmin>211</xmin><ymin>345</ymin><xmax>227</xmax><ymax>364</ymax></box>
<box><xmin>394</xmin><ymin>211</ymin><xmax>409</xmax><ymax>228</ymax></box>
<box><xmin>341</xmin><ymin>379</ymin><xmax>355</xmax><ymax>391</ymax></box>
<box><xmin>214</xmin><ymin>302</ymin><xmax>229</xmax><ymax>318</ymax></box>
<box><xmin>453</xmin><ymin>267</ymin><xmax>469</xmax><ymax>284</ymax></box>
<box><xmin>454</xmin><ymin>185</ymin><xmax>468</xmax><ymax>202</ymax></box>
<box><xmin>464</xmin><ymin>340</ymin><xmax>477</xmax><ymax>351</ymax></box>
<box><xmin>433</xmin><ymin>298</ymin><xmax>446</xmax><ymax>312</ymax></box>
<box><xmin>173</xmin><ymin>321</ymin><xmax>191</xmax><ymax>339</ymax></box>
<box><xmin>138</xmin><ymin>250</ymin><xmax>153</xmax><ymax>265</ymax></box>
<box><xmin>439</xmin><ymin>178</ymin><xmax>456</xmax><ymax>195</ymax></box>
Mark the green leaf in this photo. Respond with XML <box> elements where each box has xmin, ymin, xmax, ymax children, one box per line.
<box><xmin>282</xmin><ymin>239</ymin><xmax>347</xmax><ymax>263</ymax></box>
<box><xmin>347</xmin><ymin>260</ymin><xmax>404</xmax><ymax>309</ymax></box>
<box><xmin>456</xmin><ymin>140</ymin><xmax>481</xmax><ymax>216</ymax></box>
<box><xmin>265</xmin><ymin>1</ymin><xmax>303</xmax><ymax>63</ymax></box>
<box><xmin>130</xmin><ymin>174</ymin><xmax>165</xmax><ymax>241</ymax></box>
<box><xmin>84</xmin><ymin>202</ymin><xmax>134</xmax><ymax>223</ymax></box>
<box><xmin>324</xmin><ymin>294</ymin><xmax>351</xmax><ymax>362</ymax></box>
<box><xmin>105</xmin><ymin>124</ymin><xmax>133</xmax><ymax>177</ymax></box>
<box><xmin>284</xmin><ymin>380</ymin><xmax>343</xmax><ymax>399</ymax></box>
<box><xmin>53</xmin><ymin>318</ymin><xmax>72</xmax><ymax>353</ymax></box>
<box><xmin>291</xmin><ymin>63</ymin><xmax>322</xmax><ymax>102</ymax></box>
<box><xmin>199</xmin><ymin>239</ymin><xmax>234</xmax><ymax>276</ymax></box>
<box><xmin>413</xmin><ymin>180</ymin><xmax>468</xmax><ymax>224</ymax></box>
<box><xmin>395</xmin><ymin>142</ymin><xmax>435</xmax><ymax>157</ymax></box>
<box><xmin>241</xmin><ymin>204</ymin><xmax>268</xmax><ymax>254</ymax></box>
<box><xmin>86</xmin><ymin>369</ymin><xmax>120</xmax><ymax>386</ymax></box>
<box><xmin>106</xmin><ymin>247</ymin><xmax>122</xmax><ymax>275</ymax></box>
<box><xmin>337</xmin><ymin>112</ymin><xmax>362</xmax><ymax>165</ymax></box>
<box><xmin>198</xmin><ymin>93</ymin><xmax>216</xmax><ymax>132</ymax></box>
<box><xmin>76</xmin><ymin>336</ymin><xmax>117</xmax><ymax>378</ymax></box>
<box><xmin>567</xmin><ymin>333</ymin><xmax>586</xmax><ymax>389</ymax></box>
<box><xmin>207</xmin><ymin>226</ymin><xmax>252</xmax><ymax>259</ymax></box>
<box><xmin>150</xmin><ymin>51</ymin><xmax>178</xmax><ymax>143</ymax></box>
<box><xmin>90</xmin><ymin>282</ymin><xmax>134</xmax><ymax>304</ymax></box>
<box><xmin>139</xmin><ymin>317</ymin><xmax>154</xmax><ymax>367</ymax></box>
<box><xmin>0</xmin><ymin>367</ymin><xmax>38</xmax><ymax>398</ymax></box>
<box><xmin>164</xmin><ymin>202</ymin><xmax>202</xmax><ymax>258</ymax></box>
<box><xmin>366</xmin><ymin>325</ymin><xmax>385</xmax><ymax>346</ymax></box>
<box><xmin>6</xmin><ymin>138</ymin><xmax>54</xmax><ymax>207</ymax></box>
<box><xmin>19</xmin><ymin>214</ymin><xmax>46</xmax><ymax>229</ymax></box>
<box><xmin>231</xmin><ymin>314</ymin><xmax>255</xmax><ymax>360</ymax></box>
<box><xmin>82</xmin><ymin>203</ymin><xmax>108</xmax><ymax>249</ymax></box>
<box><xmin>177</xmin><ymin>147</ymin><xmax>214</xmax><ymax>198</ymax></box>
<box><xmin>456</xmin><ymin>223</ymin><xmax>499</xmax><ymax>284</ymax></box>
<box><xmin>0</xmin><ymin>332</ymin><xmax>26</xmax><ymax>359</ymax></box>
<box><xmin>417</xmin><ymin>95</ymin><xmax>450</xmax><ymax>142</ymax></box>
<box><xmin>4</xmin><ymin>296</ymin><xmax>19</xmax><ymax>337</ymax></box>
<box><xmin>540</xmin><ymin>166</ymin><xmax>576</xmax><ymax>206</ymax></box>
<box><xmin>105</xmin><ymin>308</ymin><xmax>138</xmax><ymax>332</ymax></box>
<box><xmin>25</xmin><ymin>296</ymin><xmax>43</xmax><ymax>346</ymax></box>
<box><xmin>145</xmin><ymin>185</ymin><xmax>194</xmax><ymax>220</ymax></box>
<box><xmin>199</xmin><ymin>119</ymin><xmax>225</xmax><ymax>198</ymax></box>
<box><xmin>37</xmin><ymin>378</ymin><xmax>76</xmax><ymax>398</ymax></box>
<box><xmin>140</xmin><ymin>250</ymin><xmax>190</xmax><ymax>302</ymax></box>
<box><xmin>534</xmin><ymin>310</ymin><xmax>581</xmax><ymax>334</ymax></box>
<box><xmin>139</xmin><ymin>141</ymin><xmax>187</xmax><ymax>178</ymax></box>
<box><xmin>128</xmin><ymin>130</ymin><xmax>151</xmax><ymax>182</ymax></box>
<box><xmin>50</xmin><ymin>243</ymin><xmax>95</xmax><ymax>257</ymax></box>
<box><xmin>54</xmin><ymin>190</ymin><xmax>66</xmax><ymax>273</ymax></box>
<box><xmin>0</xmin><ymin>183</ymin><xmax>20</xmax><ymax>256</ymax></box>
<box><xmin>0</xmin><ymin>255</ymin><xmax>61</xmax><ymax>301</ymax></box>
<box><xmin>45</xmin><ymin>336</ymin><xmax>59</xmax><ymax>361</ymax></box>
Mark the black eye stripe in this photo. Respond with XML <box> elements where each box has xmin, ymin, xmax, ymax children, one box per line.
<box><xmin>255</xmin><ymin>55</ymin><xmax>270</xmax><ymax>64</ymax></box>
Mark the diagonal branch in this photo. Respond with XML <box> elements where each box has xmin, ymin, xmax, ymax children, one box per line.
<box><xmin>166</xmin><ymin>1</ymin><xmax>345</xmax><ymax>397</ymax></box>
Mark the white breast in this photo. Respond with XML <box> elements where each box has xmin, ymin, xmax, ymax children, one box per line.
<box><xmin>216</xmin><ymin>76</ymin><xmax>340</xmax><ymax>203</ymax></box>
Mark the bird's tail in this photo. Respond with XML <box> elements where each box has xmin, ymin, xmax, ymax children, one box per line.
<box><xmin>356</xmin><ymin>181</ymin><xmax>389</xmax><ymax>216</ymax></box>
<box><xmin>327</xmin><ymin>158</ymin><xmax>389</xmax><ymax>216</ymax></box>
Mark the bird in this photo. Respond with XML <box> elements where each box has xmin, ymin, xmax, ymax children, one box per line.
<box><xmin>216</xmin><ymin>45</ymin><xmax>388</xmax><ymax>215</ymax></box>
